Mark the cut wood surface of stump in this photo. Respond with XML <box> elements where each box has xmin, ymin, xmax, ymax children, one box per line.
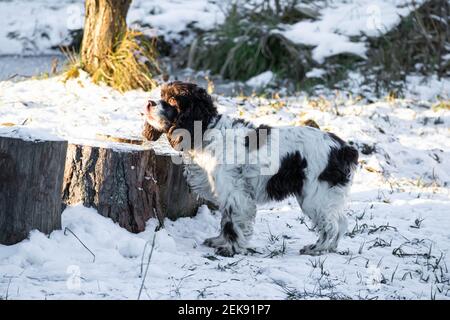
<box><xmin>62</xmin><ymin>138</ymin><xmax>205</xmax><ymax>233</ymax></box>
<box><xmin>0</xmin><ymin>127</ymin><xmax>68</xmax><ymax>245</ymax></box>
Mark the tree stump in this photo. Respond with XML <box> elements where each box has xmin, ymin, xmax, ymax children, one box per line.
<box><xmin>62</xmin><ymin>141</ymin><xmax>205</xmax><ymax>233</ymax></box>
<box><xmin>152</xmin><ymin>150</ymin><xmax>205</xmax><ymax>220</ymax></box>
<box><xmin>0</xmin><ymin>130</ymin><xmax>67</xmax><ymax>245</ymax></box>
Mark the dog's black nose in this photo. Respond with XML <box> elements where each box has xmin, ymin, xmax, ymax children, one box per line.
<box><xmin>146</xmin><ymin>100</ymin><xmax>157</xmax><ymax>113</ymax></box>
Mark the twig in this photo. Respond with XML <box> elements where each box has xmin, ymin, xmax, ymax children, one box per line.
<box><xmin>5</xmin><ymin>277</ymin><xmax>12</xmax><ymax>300</ymax></box>
<box><xmin>64</xmin><ymin>227</ymin><xmax>96</xmax><ymax>263</ymax></box>
<box><xmin>7</xmin><ymin>74</ymin><xmax>19</xmax><ymax>80</ymax></box>
<box><xmin>138</xmin><ymin>230</ymin><xmax>157</xmax><ymax>300</ymax></box>
<box><xmin>391</xmin><ymin>264</ymin><xmax>399</xmax><ymax>284</ymax></box>
<box><xmin>140</xmin><ymin>240</ymin><xmax>151</xmax><ymax>278</ymax></box>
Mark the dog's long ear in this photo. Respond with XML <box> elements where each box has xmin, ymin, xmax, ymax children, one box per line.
<box><xmin>142</xmin><ymin>121</ymin><xmax>163</xmax><ymax>141</ymax></box>
<box><xmin>164</xmin><ymin>82</ymin><xmax>217</xmax><ymax>149</ymax></box>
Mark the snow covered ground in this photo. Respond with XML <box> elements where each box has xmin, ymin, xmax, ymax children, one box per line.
<box><xmin>0</xmin><ymin>71</ymin><xmax>449</xmax><ymax>299</ymax></box>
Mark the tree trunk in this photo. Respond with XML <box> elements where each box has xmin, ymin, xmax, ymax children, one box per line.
<box><xmin>81</xmin><ymin>0</ymin><xmax>132</xmax><ymax>74</ymax></box>
<box><xmin>0</xmin><ymin>136</ymin><xmax>67</xmax><ymax>245</ymax></box>
<box><xmin>62</xmin><ymin>143</ymin><xmax>206</xmax><ymax>233</ymax></box>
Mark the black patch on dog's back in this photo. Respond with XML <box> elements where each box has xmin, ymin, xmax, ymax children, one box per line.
<box><xmin>266</xmin><ymin>151</ymin><xmax>307</xmax><ymax>201</ymax></box>
<box><xmin>319</xmin><ymin>144</ymin><xmax>359</xmax><ymax>187</ymax></box>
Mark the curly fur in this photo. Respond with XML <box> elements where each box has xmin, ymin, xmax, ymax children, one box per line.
<box><xmin>142</xmin><ymin>81</ymin><xmax>358</xmax><ymax>257</ymax></box>
<box><xmin>163</xmin><ymin>82</ymin><xmax>217</xmax><ymax>149</ymax></box>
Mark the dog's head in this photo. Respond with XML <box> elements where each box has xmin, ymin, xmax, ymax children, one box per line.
<box><xmin>142</xmin><ymin>81</ymin><xmax>217</xmax><ymax>148</ymax></box>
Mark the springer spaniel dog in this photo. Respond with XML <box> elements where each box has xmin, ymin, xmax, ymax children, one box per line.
<box><xmin>142</xmin><ymin>81</ymin><xmax>358</xmax><ymax>256</ymax></box>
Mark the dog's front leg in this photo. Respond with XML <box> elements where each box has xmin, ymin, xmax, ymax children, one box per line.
<box><xmin>203</xmin><ymin>168</ymin><xmax>256</xmax><ymax>257</ymax></box>
<box><xmin>204</xmin><ymin>196</ymin><xmax>256</xmax><ymax>257</ymax></box>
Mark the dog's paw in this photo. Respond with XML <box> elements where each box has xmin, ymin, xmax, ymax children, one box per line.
<box><xmin>215</xmin><ymin>246</ymin><xmax>235</xmax><ymax>257</ymax></box>
<box><xmin>299</xmin><ymin>244</ymin><xmax>333</xmax><ymax>256</ymax></box>
<box><xmin>204</xmin><ymin>236</ymin><xmax>248</xmax><ymax>257</ymax></box>
<box><xmin>203</xmin><ymin>236</ymin><xmax>226</xmax><ymax>248</ymax></box>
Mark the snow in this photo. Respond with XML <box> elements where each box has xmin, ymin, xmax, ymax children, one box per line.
<box><xmin>405</xmin><ymin>75</ymin><xmax>450</xmax><ymax>101</ymax></box>
<box><xmin>0</xmin><ymin>71</ymin><xmax>145</xmax><ymax>146</ymax></box>
<box><xmin>0</xmin><ymin>72</ymin><xmax>449</xmax><ymax>299</ymax></box>
<box><xmin>282</xmin><ymin>21</ymin><xmax>367</xmax><ymax>63</ymax></box>
<box><xmin>127</xmin><ymin>0</ymin><xmax>225</xmax><ymax>40</ymax></box>
<box><xmin>314</xmin><ymin>0</ymin><xmax>423</xmax><ymax>37</ymax></box>
<box><xmin>246</xmin><ymin>71</ymin><xmax>274</xmax><ymax>88</ymax></box>
<box><xmin>0</xmin><ymin>1</ymin><xmax>83</xmax><ymax>55</ymax></box>
<box><xmin>306</xmin><ymin>68</ymin><xmax>326</xmax><ymax>78</ymax></box>
<box><xmin>282</xmin><ymin>0</ymin><xmax>425</xmax><ymax>63</ymax></box>
<box><xmin>0</xmin><ymin>126</ymin><xmax>64</xmax><ymax>142</ymax></box>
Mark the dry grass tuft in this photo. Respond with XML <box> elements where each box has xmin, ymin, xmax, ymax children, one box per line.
<box><xmin>62</xmin><ymin>30</ymin><xmax>160</xmax><ymax>92</ymax></box>
<box><xmin>91</xmin><ymin>29</ymin><xmax>160</xmax><ymax>92</ymax></box>
<box><xmin>432</xmin><ymin>99</ymin><xmax>450</xmax><ymax>111</ymax></box>
<box><xmin>61</xmin><ymin>46</ymin><xmax>81</xmax><ymax>83</ymax></box>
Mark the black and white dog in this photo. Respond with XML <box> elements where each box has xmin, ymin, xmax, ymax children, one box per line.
<box><xmin>142</xmin><ymin>81</ymin><xmax>358</xmax><ymax>256</ymax></box>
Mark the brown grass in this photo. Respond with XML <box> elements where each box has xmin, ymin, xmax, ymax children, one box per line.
<box><xmin>63</xmin><ymin>30</ymin><xmax>160</xmax><ymax>92</ymax></box>
<box><xmin>91</xmin><ymin>29</ymin><xmax>160</xmax><ymax>92</ymax></box>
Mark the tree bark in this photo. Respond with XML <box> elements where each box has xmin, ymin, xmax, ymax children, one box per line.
<box><xmin>62</xmin><ymin>143</ymin><xmax>205</xmax><ymax>233</ymax></box>
<box><xmin>81</xmin><ymin>0</ymin><xmax>132</xmax><ymax>74</ymax></box>
<box><xmin>0</xmin><ymin>136</ymin><xmax>67</xmax><ymax>245</ymax></box>
<box><xmin>152</xmin><ymin>151</ymin><xmax>206</xmax><ymax>220</ymax></box>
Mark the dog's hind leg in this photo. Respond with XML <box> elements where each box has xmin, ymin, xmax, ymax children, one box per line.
<box><xmin>298</xmin><ymin>141</ymin><xmax>357</xmax><ymax>255</ymax></box>
<box><xmin>297</xmin><ymin>184</ymin><xmax>348</xmax><ymax>255</ymax></box>
<box><xmin>298</xmin><ymin>209</ymin><xmax>347</xmax><ymax>255</ymax></box>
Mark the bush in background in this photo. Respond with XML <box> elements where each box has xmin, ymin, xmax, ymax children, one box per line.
<box><xmin>188</xmin><ymin>0</ymin><xmax>315</xmax><ymax>82</ymax></box>
<box><xmin>366</xmin><ymin>0</ymin><xmax>450</xmax><ymax>95</ymax></box>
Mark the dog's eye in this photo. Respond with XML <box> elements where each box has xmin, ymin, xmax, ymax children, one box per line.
<box><xmin>161</xmin><ymin>99</ymin><xmax>177</xmax><ymax>109</ymax></box>
<box><xmin>148</xmin><ymin>100</ymin><xmax>157</xmax><ymax>107</ymax></box>
<box><xmin>168</xmin><ymin>98</ymin><xmax>177</xmax><ymax>107</ymax></box>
